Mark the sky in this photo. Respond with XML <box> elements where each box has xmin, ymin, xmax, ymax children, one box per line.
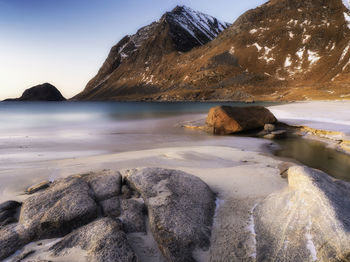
<box><xmin>0</xmin><ymin>0</ymin><xmax>267</xmax><ymax>100</ymax></box>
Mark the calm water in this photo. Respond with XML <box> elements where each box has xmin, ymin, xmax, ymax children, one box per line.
<box><xmin>273</xmin><ymin>137</ymin><xmax>350</xmax><ymax>182</ymax></box>
<box><xmin>0</xmin><ymin>101</ymin><xmax>274</xmax><ymax>132</ymax></box>
<box><xmin>0</xmin><ymin>101</ymin><xmax>276</xmax><ymax>167</ymax></box>
<box><xmin>1</xmin><ymin>101</ymin><xmax>349</xmax><ymax>181</ymax></box>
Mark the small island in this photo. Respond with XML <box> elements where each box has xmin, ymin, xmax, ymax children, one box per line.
<box><xmin>3</xmin><ymin>83</ymin><xmax>66</xmax><ymax>102</ymax></box>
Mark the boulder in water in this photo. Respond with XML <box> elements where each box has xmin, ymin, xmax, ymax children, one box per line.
<box><xmin>206</xmin><ymin>106</ymin><xmax>277</xmax><ymax>135</ymax></box>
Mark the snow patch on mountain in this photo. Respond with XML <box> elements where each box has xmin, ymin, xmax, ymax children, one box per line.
<box><xmin>168</xmin><ymin>6</ymin><xmax>229</xmax><ymax>44</ymax></box>
<box><xmin>307</xmin><ymin>50</ymin><xmax>320</xmax><ymax>65</ymax></box>
<box><xmin>344</xmin><ymin>12</ymin><xmax>350</xmax><ymax>29</ymax></box>
<box><xmin>340</xmin><ymin>43</ymin><xmax>350</xmax><ymax>62</ymax></box>
<box><xmin>342</xmin><ymin>0</ymin><xmax>350</xmax><ymax>10</ymax></box>
<box><xmin>296</xmin><ymin>47</ymin><xmax>305</xmax><ymax>59</ymax></box>
<box><xmin>253</xmin><ymin>43</ymin><xmax>262</xmax><ymax>51</ymax></box>
<box><xmin>284</xmin><ymin>55</ymin><xmax>292</xmax><ymax>67</ymax></box>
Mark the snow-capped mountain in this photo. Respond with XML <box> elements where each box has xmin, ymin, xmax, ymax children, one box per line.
<box><xmin>165</xmin><ymin>6</ymin><xmax>230</xmax><ymax>51</ymax></box>
<box><xmin>75</xmin><ymin>6</ymin><xmax>229</xmax><ymax>99</ymax></box>
<box><xmin>76</xmin><ymin>1</ymin><xmax>350</xmax><ymax>101</ymax></box>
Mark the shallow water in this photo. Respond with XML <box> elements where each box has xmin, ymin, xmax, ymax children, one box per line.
<box><xmin>0</xmin><ymin>101</ymin><xmax>274</xmax><ymax>132</ymax></box>
<box><xmin>273</xmin><ymin>137</ymin><xmax>350</xmax><ymax>182</ymax></box>
<box><xmin>0</xmin><ymin>101</ymin><xmax>276</xmax><ymax>165</ymax></box>
<box><xmin>1</xmin><ymin>101</ymin><xmax>350</xmax><ymax>182</ymax></box>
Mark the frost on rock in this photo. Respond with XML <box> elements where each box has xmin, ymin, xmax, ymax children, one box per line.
<box><xmin>305</xmin><ymin>219</ymin><xmax>318</xmax><ymax>262</ymax></box>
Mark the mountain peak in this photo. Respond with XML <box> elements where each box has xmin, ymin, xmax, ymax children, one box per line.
<box><xmin>170</xmin><ymin>5</ymin><xmax>189</xmax><ymax>13</ymax></box>
<box><xmin>169</xmin><ymin>5</ymin><xmax>200</xmax><ymax>15</ymax></box>
<box><xmin>76</xmin><ymin>6</ymin><xmax>229</xmax><ymax>98</ymax></box>
<box><xmin>164</xmin><ymin>5</ymin><xmax>230</xmax><ymax>49</ymax></box>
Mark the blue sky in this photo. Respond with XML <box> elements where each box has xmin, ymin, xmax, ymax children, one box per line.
<box><xmin>0</xmin><ymin>0</ymin><xmax>267</xmax><ymax>99</ymax></box>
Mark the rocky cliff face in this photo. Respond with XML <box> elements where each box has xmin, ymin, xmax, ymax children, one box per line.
<box><xmin>75</xmin><ymin>1</ymin><xmax>350</xmax><ymax>101</ymax></box>
<box><xmin>74</xmin><ymin>6</ymin><xmax>229</xmax><ymax>101</ymax></box>
<box><xmin>4</xmin><ymin>83</ymin><xmax>66</xmax><ymax>101</ymax></box>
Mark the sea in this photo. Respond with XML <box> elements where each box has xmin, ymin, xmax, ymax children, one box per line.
<box><xmin>1</xmin><ymin>101</ymin><xmax>350</xmax><ymax>181</ymax></box>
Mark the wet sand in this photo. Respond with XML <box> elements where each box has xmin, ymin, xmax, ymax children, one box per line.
<box><xmin>268</xmin><ymin>101</ymin><xmax>350</xmax><ymax>136</ymax></box>
<box><xmin>2</xmin><ymin>101</ymin><xmax>350</xmax><ymax>261</ymax></box>
<box><xmin>1</xmin><ymin>145</ymin><xmax>288</xmax><ymax>261</ymax></box>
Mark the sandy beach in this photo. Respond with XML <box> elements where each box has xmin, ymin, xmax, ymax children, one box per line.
<box><xmin>268</xmin><ymin>101</ymin><xmax>350</xmax><ymax>136</ymax></box>
<box><xmin>1</xmin><ymin>101</ymin><xmax>350</xmax><ymax>261</ymax></box>
<box><xmin>1</xmin><ymin>145</ymin><xmax>288</xmax><ymax>261</ymax></box>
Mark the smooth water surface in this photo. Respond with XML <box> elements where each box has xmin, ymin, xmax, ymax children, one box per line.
<box><xmin>0</xmin><ymin>101</ymin><xmax>276</xmax><ymax>166</ymax></box>
<box><xmin>273</xmin><ymin>137</ymin><xmax>350</xmax><ymax>182</ymax></box>
<box><xmin>1</xmin><ymin>101</ymin><xmax>349</xmax><ymax>182</ymax></box>
<box><xmin>0</xmin><ymin>101</ymin><xmax>274</xmax><ymax>132</ymax></box>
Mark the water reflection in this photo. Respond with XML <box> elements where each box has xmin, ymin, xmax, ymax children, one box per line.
<box><xmin>273</xmin><ymin>137</ymin><xmax>350</xmax><ymax>182</ymax></box>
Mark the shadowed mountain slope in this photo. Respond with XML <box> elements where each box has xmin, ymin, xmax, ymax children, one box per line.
<box><xmin>75</xmin><ymin>1</ymin><xmax>350</xmax><ymax>101</ymax></box>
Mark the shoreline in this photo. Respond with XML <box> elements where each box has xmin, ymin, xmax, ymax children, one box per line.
<box><xmin>1</xmin><ymin>144</ymin><xmax>288</xmax><ymax>261</ymax></box>
<box><xmin>1</xmin><ymin>100</ymin><xmax>350</xmax><ymax>261</ymax></box>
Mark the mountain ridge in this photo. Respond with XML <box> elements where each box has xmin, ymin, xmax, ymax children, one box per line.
<box><xmin>75</xmin><ymin>1</ymin><xmax>350</xmax><ymax>101</ymax></box>
<box><xmin>74</xmin><ymin>5</ymin><xmax>230</xmax><ymax>100</ymax></box>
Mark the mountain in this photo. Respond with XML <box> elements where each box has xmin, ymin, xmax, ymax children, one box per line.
<box><xmin>4</xmin><ymin>83</ymin><xmax>66</xmax><ymax>101</ymax></box>
<box><xmin>74</xmin><ymin>6</ymin><xmax>230</xmax><ymax>100</ymax></box>
<box><xmin>76</xmin><ymin>1</ymin><xmax>350</xmax><ymax>101</ymax></box>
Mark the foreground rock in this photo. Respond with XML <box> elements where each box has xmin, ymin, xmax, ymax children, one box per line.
<box><xmin>19</xmin><ymin>176</ymin><xmax>98</xmax><ymax>239</ymax></box>
<box><xmin>125</xmin><ymin>168</ymin><xmax>216</xmax><ymax>262</ymax></box>
<box><xmin>51</xmin><ymin>218</ymin><xmax>138</xmax><ymax>262</ymax></box>
<box><xmin>206</xmin><ymin>106</ymin><xmax>277</xmax><ymax>135</ymax></box>
<box><xmin>3</xmin><ymin>83</ymin><xmax>66</xmax><ymax>101</ymax></box>
<box><xmin>0</xmin><ymin>168</ymin><xmax>216</xmax><ymax>261</ymax></box>
<box><xmin>0</xmin><ymin>223</ymin><xmax>31</xmax><ymax>260</ymax></box>
<box><xmin>0</xmin><ymin>200</ymin><xmax>21</xmax><ymax>228</ymax></box>
<box><xmin>81</xmin><ymin>170</ymin><xmax>122</xmax><ymax>201</ymax></box>
<box><xmin>25</xmin><ymin>180</ymin><xmax>51</xmax><ymax>195</ymax></box>
<box><xmin>254</xmin><ymin>166</ymin><xmax>350</xmax><ymax>262</ymax></box>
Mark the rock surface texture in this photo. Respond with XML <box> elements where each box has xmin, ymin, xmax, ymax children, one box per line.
<box><xmin>51</xmin><ymin>218</ymin><xmax>138</xmax><ymax>262</ymax></box>
<box><xmin>0</xmin><ymin>168</ymin><xmax>216</xmax><ymax>262</ymax></box>
<box><xmin>125</xmin><ymin>168</ymin><xmax>216</xmax><ymax>262</ymax></box>
<box><xmin>4</xmin><ymin>83</ymin><xmax>66</xmax><ymax>101</ymax></box>
<box><xmin>0</xmin><ymin>223</ymin><xmax>32</xmax><ymax>260</ymax></box>
<box><xmin>206</xmin><ymin>105</ymin><xmax>277</xmax><ymax>134</ymax></box>
<box><xmin>0</xmin><ymin>200</ymin><xmax>21</xmax><ymax>228</ymax></box>
<box><xmin>254</xmin><ymin>166</ymin><xmax>350</xmax><ymax>262</ymax></box>
<box><xmin>19</xmin><ymin>176</ymin><xmax>98</xmax><ymax>239</ymax></box>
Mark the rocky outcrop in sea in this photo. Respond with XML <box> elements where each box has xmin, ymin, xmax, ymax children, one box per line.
<box><xmin>3</xmin><ymin>83</ymin><xmax>66</xmax><ymax>102</ymax></box>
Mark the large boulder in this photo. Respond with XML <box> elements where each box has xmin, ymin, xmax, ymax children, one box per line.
<box><xmin>81</xmin><ymin>170</ymin><xmax>122</xmax><ymax>201</ymax></box>
<box><xmin>4</xmin><ymin>83</ymin><xmax>66</xmax><ymax>102</ymax></box>
<box><xmin>19</xmin><ymin>176</ymin><xmax>98</xmax><ymax>239</ymax></box>
<box><xmin>125</xmin><ymin>168</ymin><xmax>215</xmax><ymax>262</ymax></box>
<box><xmin>0</xmin><ymin>224</ymin><xmax>31</xmax><ymax>260</ymax></box>
<box><xmin>119</xmin><ymin>199</ymin><xmax>146</xmax><ymax>233</ymax></box>
<box><xmin>254</xmin><ymin>166</ymin><xmax>350</xmax><ymax>262</ymax></box>
<box><xmin>51</xmin><ymin>218</ymin><xmax>138</xmax><ymax>262</ymax></box>
<box><xmin>0</xmin><ymin>200</ymin><xmax>21</xmax><ymax>228</ymax></box>
<box><xmin>206</xmin><ymin>106</ymin><xmax>277</xmax><ymax>135</ymax></box>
